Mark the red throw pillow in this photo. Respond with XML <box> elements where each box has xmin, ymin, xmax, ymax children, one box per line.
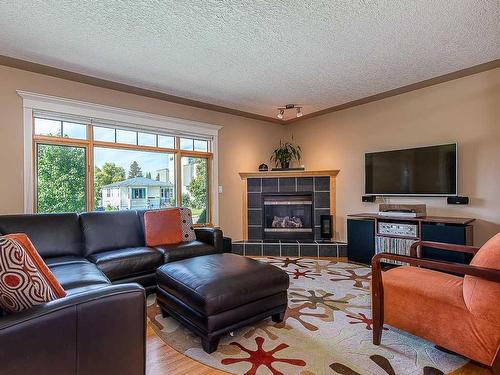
<box><xmin>144</xmin><ymin>209</ymin><xmax>183</xmax><ymax>246</ymax></box>
<box><xmin>0</xmin><ymin>233</ymin><xmax>66</xmax><ymax>313</ymax></box>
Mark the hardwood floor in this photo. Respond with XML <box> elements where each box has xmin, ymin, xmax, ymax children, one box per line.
<box><xmin>145</xmin><ymin>325</ymin><xmax>491</xmax><ymax>375</ymax></box>
<box><xmin>146</xmin><ymin>325</ymin><xmax>226</xmax><ymax>375</ymax></box>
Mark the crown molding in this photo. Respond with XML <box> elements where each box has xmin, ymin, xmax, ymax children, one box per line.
<box><xmin>285</xmin><ymin>59</ymin><xmax>500</xmax><ymax>124</ymax></box>
<box><xmin>1</xmin><ymin>55</ymin><xmax>283</xmax><ymax>125</ymax></box>
<box><xmin>2</xmin><ymin>55</ymin><xmax>499</xmax><ymax>126</ymax></box>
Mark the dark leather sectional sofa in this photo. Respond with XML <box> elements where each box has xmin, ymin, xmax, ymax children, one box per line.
<box><xmin>0</xmin><ymin>210</ymin><xmax>227</xmax><ymax>375</ymax></box>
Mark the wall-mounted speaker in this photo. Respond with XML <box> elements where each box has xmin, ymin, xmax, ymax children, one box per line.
<box><xmin>320</xmin><ymin>215</ymin><xmax>333</xmax><ymax>240</ymax></box>
<box><xmin>447</xmin><ymin>196</ymin><xmax>469</xmax><ymax>205</ymax></box>
<box><xmin>362</xmin><ymin>195</ymin><xmax>376</xmax><ymax>203</ymax></box>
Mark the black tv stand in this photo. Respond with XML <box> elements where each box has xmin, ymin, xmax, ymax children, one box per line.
<box><xmin>347</xmin><ymin>213</ymin><xmax>475</xmax><ymax>265</ymax></box>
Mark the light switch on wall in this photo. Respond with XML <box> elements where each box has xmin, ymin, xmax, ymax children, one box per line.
<box><xmin>218</xmin><ymin>185</ymin><xmax>223</xmax><ymax>193</ymax></box>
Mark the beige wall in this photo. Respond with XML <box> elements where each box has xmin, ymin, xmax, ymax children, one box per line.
<box><xmin>1</xmin><ymin>64</ymin><xmax>499</xmax><ymax>245</ymax></box>
<box><xmin>0</xmin><ymin>65</ymin><xmax>286</xmax><ymax>239</ymax></box>
<box><xmin>288</xmin><ymin>68</ymin><xmax>500</xmax><ymax>245</ymax></box>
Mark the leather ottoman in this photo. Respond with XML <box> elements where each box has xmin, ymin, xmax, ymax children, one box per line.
<box><xmin>156</xmin><ymin>253</ymin><xmax>289</xmax><ymax>353</ymax></box>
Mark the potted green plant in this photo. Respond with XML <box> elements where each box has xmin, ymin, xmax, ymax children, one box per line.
<box><xmin>270</xmin><ymin>139</ymin><xmax>302</xmax><ymax>169</ymax></box>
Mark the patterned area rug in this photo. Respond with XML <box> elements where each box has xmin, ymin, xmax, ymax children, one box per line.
<box><xmin>147</xmin><ymin>257</ymin><xmax>468</xmax><ymax>375</ymax></box>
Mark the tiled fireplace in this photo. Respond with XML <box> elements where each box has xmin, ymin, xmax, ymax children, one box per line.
<box><xmin>236</xmin><ymin>170</ymin><xmax>346</xmax><ymax>258</ymax></box>
<box><xmin>263</xmin><ymin>193</ymin><xmax>314</xmax><ymax>241</ymax></box>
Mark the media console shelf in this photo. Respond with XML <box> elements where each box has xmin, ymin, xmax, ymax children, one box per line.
<box><xmin>347</xmin><ymin>213</ymin><xmax>475</xmax><ymax>265</ymax></box>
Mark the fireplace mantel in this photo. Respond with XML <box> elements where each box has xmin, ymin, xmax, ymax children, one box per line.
<box><xmin>240</xmin><ymin>170</ymin><xmax>339</xmax><ymax>240</ymax></box>
<box><xmin>239</xmin><ymin>170</ymin><xmax>340</xmax><ymax>179</ymax></box>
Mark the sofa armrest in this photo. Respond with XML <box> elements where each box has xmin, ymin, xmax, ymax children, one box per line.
<box><xmin>0</xmin><ymin>283</ymin><xmax>146</xmax><ymax>375</ymax></box>
<box><xmin>195</xmin><ymin>227</ymin><xmax>223</xmax><ymax>252</ymax></box>
<box><xmin>409</xmin><ymin>240</ymin><xmax>480</xmax><ymax>257</ymax></box>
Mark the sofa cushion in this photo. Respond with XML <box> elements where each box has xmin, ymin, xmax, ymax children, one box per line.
<box><xmin>0</xmin><ymin>213</ymin><xmax>82</xmax><ymax>258</ymax></box>
<box><xmin>80</xmin><ymin>211</ymin><xmax>144</xmax><ymax>256</ymax></box>
<box><xmin>156</xmin><ymin>240</ymin><xmax>217</xmax><ymax>263</ymax></box>
<box><xmin>48</xmin><ymin>258</ymin><xmax>110</xmax><ymax>292</ymax></box>
<box><xmin>87</xmin><ymin>247</ymin><xmax>164</xmax><ymax>281</ymax></box>
<box><xmin>0</xmin><ymin>234</ymin><xmax>66</xmax><ymax>313</ymax></box>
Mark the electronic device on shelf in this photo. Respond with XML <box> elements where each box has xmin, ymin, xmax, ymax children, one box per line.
<box><xmin>378</xmin><ymin>211</ymin><xmax>422</xmax><ymax>218</ymax></box>
<box><xmin>377</xmin><ymin>204</ymin><xmax>426</xmax><ymax>218</ymax></box>
<box><xmin>378</xmin><ymin>222</ymin><xmax>418</xmax><ymax>238</ymax></box>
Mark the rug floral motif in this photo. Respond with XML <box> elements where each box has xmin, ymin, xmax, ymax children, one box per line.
<box><xmin>147</xmin><ymin>258</ymin><xmax>468</xmax><ymax>375</ymax></box>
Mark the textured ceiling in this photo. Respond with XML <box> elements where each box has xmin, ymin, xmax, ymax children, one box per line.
<box><xmin>0</xmin><ymin>1</ymin><xmax>499</xmax><ymax>119</ymax></box>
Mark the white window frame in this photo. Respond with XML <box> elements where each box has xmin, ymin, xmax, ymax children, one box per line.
<box><xmin>18</xmin><ymin>90</ymin><xmax>222</xmax><ymax>225</ymax></box>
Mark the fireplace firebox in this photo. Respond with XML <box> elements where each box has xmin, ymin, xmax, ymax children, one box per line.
<box><xmin>262</xmin><ymin>193</ymin><xmax>313</xmax><ymax>240</ymax></box>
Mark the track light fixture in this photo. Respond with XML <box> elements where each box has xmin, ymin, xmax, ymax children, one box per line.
<box><xmin>276</xmin><ymin>104</ymin><xmax>304</xmax><ymax>119</ymax></box>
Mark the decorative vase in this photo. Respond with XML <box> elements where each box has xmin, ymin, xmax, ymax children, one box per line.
<box><xmin>280</xmin><ymin>161</ymin><xmax>290</xmax><ymax>169</ymax></box>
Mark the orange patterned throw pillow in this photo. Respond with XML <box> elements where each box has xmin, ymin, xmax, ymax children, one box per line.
<box><xmin>0</xmin><ymin>234</ymin><xmax>66</xmax><ymax>313</ymax></box>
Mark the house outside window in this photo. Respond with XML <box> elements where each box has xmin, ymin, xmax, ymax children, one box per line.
<box><xmin>131</xmin><ymin>188</ymin><xmax>146</xmax><ymax>199</ymax></box>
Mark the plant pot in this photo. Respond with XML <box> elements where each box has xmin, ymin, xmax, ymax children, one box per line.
<box><xmin>280</xmin><ymin>161</ymin><xmax>290</xmax><ymax>169</ymax></box>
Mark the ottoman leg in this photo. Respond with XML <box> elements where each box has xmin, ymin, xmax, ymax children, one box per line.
<box><xmin>272</xmin><ymin>311</ymin><xmax>286</xmax><ymax>323</ymax></box>
<box><xmin>201</xmin><ymin>337</ymin><xmax>220</xmax><ymax>354</ymax></box>
<box><xmin>160</xmin><ymin>307</ymin><xmax>170</xmax><ymax>318</ymax></box>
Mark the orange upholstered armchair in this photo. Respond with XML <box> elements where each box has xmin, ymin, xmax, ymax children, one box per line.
<box><xmin>371</xmin><ymin>233</ymin><xmax>500</xmax><ymax>372</ymax></box>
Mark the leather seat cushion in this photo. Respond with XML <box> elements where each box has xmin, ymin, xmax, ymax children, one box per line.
<box><xmin>157</xmin><ymin>253</ymin><xmax>289</xmax><ymax>315</ymax></box>
<box><xmin>156</xmin><ymin>240</ymin><xmax>217</xmax><ymax>263</ymax></box>
<box><xmin>87</xmin><ymin>247</ymin><xmax>164</xmax><ymax>281</ymax></box>
<box><xmin>48</xmin><ymin>259</ymin><xmax>110</xmax><ymax>292</ymax></box>
<box><xmin>45</xmin><ymin>256</ymin><xmax>91</xmax><ymax>267</ymax></box>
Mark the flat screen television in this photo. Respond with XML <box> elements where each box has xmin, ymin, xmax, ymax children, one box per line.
<box><xmin>365</xmin><ymin>143</ymin><xmax>457</xmax><ymax>196</ymax></box>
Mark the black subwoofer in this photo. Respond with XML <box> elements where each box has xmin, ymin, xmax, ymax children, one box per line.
<box><xmin>320</xmin><ymin>215</ymin><xmax>333</xmax><ymax>240</ymax></box>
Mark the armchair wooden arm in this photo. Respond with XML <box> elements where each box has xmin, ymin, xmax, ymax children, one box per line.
<box><xmin>372</xmin><ymin>252</ymin><xmax>500</xmax><ymax>283</ymax></box>
<box><xmin>370</xmin><ymin>252</ymin><xmax>500</xmax><ymax>346</ymax></box>
<box><xmin>409</xmin><ymin>240</ymin><xmax>480</xmax><ymax>257</ymax></box>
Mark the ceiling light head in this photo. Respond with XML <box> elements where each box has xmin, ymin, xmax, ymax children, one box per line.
<box><xmin>296</xmin><ymin>107</ymin><xmax>303</xmax><ymax>118</ymax></box>
<box><xmin>277</xmin><ymin>109</ymin><xmax>285</xmax><ymax>120</ymax></box>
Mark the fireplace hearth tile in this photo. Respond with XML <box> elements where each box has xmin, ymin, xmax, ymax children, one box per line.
<box><xmin>232</xmin><ymin>243</ymin><xmax>244</xmax><ymax>255</ymax></box>
<box><xmin>248</xmin><ymin>226</ymin><xmax>262</xmax><ymax>240</ymax></box>
<box><xmin>300</xmin><ymin>244</ymin><xmax>319</xmax><ymax>257</ymax></box>
<box><xmin>247</xmin><ymin>178</ymin><xmax>262</xmax><ymax>192</ymax></box>
<box><xmin>281</xmin><ymin>243</ymin><xmax>299</xmax><ymax>257</ymax></box>
<box><xmin>314</xmin><ymin>192</ymin><xmax>330</xmax><ymax>209</ymax></box>
<box><xmin>278</xmin><ymin>177</ymin><xmax>296</xmax><ymax>192</ymax></box>
<box><xmin>262</xmin><ymin>178</ymin><xmax>278</xmax><ymax>192</ymax></box>
<box><xmin>314</xmin><ymin>176</ymin><xmax>330</xmax><ymax>191</ymax></box>
<box><xmin>314</xmin><ymin>209</ymin><xmax>331</xmax><ymax>226</ymax></box>
<box><xmin>263</xmin><ymin>244</ymin><xmax>281</xmax><ymax>256</ymax></box>
<box><xmin>248</xmin><ymin>193</ymin><xmax>262</xmax><ymax>208</ymax></box>
<box><xmin>248</xmin><ymin>209</ymin><xmax>262</xmax><ymax>225</ymax></box>
<box><xmin>314</xmin><ymin>226</ymin><xmax>322</xmax><ymax>240</ymax></box>
<box><xmin>338</xmin><ymin>244</ymin><xmax>347</xmax><ymax>257</ymax></box>
<box><xmin>319</xmin><ymin>244</ymin><xmax>338</xmax><ymax>257</ymax></box>
<box><xmin>297</xmin><ymin>177</ymin><xmax>313</xmax><ymax>192</ymax></box>
<box><xmin>245</xmin><ymin>243</ymin><xmax>263</xmax><ymax>256</ymax></box>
